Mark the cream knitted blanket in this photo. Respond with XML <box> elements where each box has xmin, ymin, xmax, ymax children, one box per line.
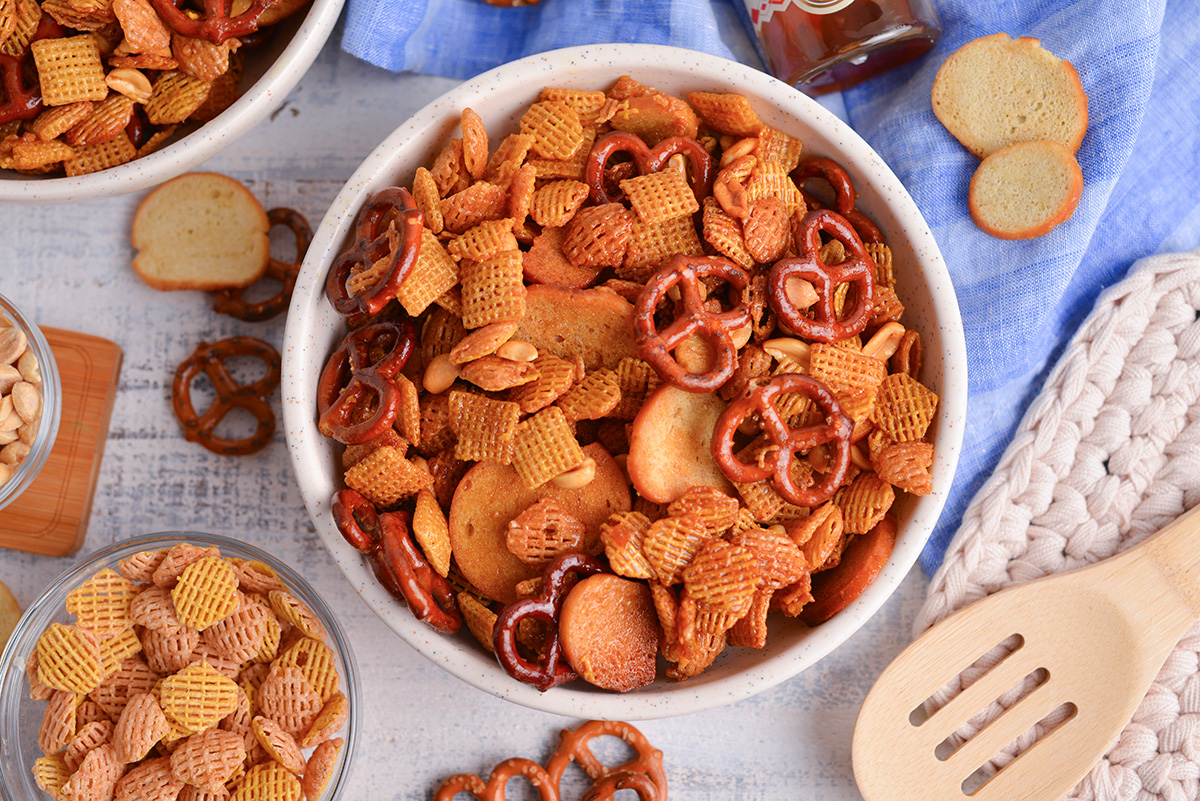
<box><xmin>917</xmin><ymin>250</ymin><xmax>1200</xmax><ymax>801</ymax></box>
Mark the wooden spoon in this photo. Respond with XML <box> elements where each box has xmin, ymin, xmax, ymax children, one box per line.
<box><xmin>853</xmin><ymin>504</ymin><xmax>1200</xmax><ymax>801</ymax></box>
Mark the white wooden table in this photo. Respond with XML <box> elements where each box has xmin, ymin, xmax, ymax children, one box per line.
<box><xmin>0</xmin><ymin>32</ymin><xmax>927</xmax><ymax>801</ymax></box>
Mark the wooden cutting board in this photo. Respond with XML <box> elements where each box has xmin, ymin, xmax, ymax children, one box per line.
<box><xmin>1</xmin><ymin>329</ymin><xmax>122</xmax><ymax>556</ymax></box>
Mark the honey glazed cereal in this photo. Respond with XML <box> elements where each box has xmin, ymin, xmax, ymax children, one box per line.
<box><xmin>0</xmin><ymin>0</ymin><xmax>312</xmax><ymax>178</ymax></box>
<box><xmin>26</xmin><ymin>542</ymin><xmax>347</xmax><ymax>801</ymax></box>
<box><xmin>0</xmin><ymin>309</ymin><xmax>45</xmax><ymax>487</ymax></box>
<box><xmin>319</xmin><ymin>77</ymin><xmax>941</xmax><ymax>692</ymax></box>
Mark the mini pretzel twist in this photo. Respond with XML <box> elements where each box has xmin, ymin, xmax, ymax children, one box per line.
<box><xmin>545</xmin><ymin>720</ymin><xmax>667</xmax><ymax>800</ymax></box>
<box><xmin>0</xmin><ymin>15</ymin><xmax>62</xmax><ymax>125</ymax></box>
<box><xmin>171</xmin><ymin>337</ymin><xmax>280</xmax><ymax>456</ymax></box>
<box><xmin>492</xmin><ymin>552</ymin><xmax>605</xmax><ymax>691</ymax></box>
<box><xmin>711</xmin><ymin>373</ymin><xmax>853</xmax><ymax>507</ymax></box>
<box><xmin>792</xmin><ymin>156</ymin><xmax>884</xmax><ymax>245</ymax></box>
<box><xmin>332</xmin><ymin>489</ymin><xmax>461</xmax><ymax>633</ymax></box>
<box><xmin>316</xmin><ymin>318</ymin><xmax>416</xmax><ymax>444</ymax></box>
<box><xmin>767</xmin><ymin>209</ymin><xmax>876</xmax><ymax>344</ymax></box>
<box><xmin>331</xmin><ymin>488</ymin><xmax>381</xmax><ymax>553</ymax></box>
<box><xmin>212</xmin><ymin>208</ymin><xmax>313</xmax><ymax>322</ymax></box>
<box><xmin>377</xmin><ymin>510</ymin><xmax>462</xmax><ymax>634</ymax></box>
<box><xmin>0</xmin><ymin>54</ymin><xmax>40</xmax><ymax>125</ymax></box>
<box><xmin>585</xmin><ymin>131</ymin><xmax>714</xmax><ymax>205</ymax></box>
<box><xmin>634</xmin><ymin>255</ymin><xmax>751</xmax><ymax>393</ymax></box>
<box><xmin>148</xmin><ymin>0</ymin><xmax>272</xmax><ymax>44</ymax></box>
<box><xmin>435</xmin><ymin>758</ymin><xmax>561</xmax><ymax>801</ymax></box>
<box><xmin>325</xmin><ymin>187</ymin><xmax>423</xmax><ymax>319</ymax></box>
<box><xmin>580</xmin><ymin>771</ymin><xmax>662</xmax><ymax>801</ymax></box>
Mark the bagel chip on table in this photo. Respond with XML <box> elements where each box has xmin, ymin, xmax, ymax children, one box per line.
<box><xmin>130</xmin><ymin>172</ymin><xmax>270</xmax><ymax>290</ymax></box>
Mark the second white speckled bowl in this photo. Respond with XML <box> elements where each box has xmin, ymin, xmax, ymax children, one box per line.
<box><xmin>0</xmin><ymin>0</ymin><xmax>345</xmax><ymax>203</ymax></box>
<box><xmin>282</xmin><ymin>43</ymin><xmax>967</xmax><ymax>720</ymax></box>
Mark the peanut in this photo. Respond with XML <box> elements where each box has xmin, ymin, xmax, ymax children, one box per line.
<box><xmin>422</xmin><ymin>354</ymin><xmax>461</xmax><ymax>394</ymax></box>
<box><xmin>552</xmin><ymin>457</ymin><xmax>596</xmax><ymax>489</ymax></box>
<box><xmin>105</xmin><ymin>68</ymin><xmax>153</xmax><ymax>104</ymax></box>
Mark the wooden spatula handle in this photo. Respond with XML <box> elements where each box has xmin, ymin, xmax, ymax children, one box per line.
<box><xmin>1141</xmin><ymin>504</ymin><xmax>1200</xmax><ymax>618</ymax></box>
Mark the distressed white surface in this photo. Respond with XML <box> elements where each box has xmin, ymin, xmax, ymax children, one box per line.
<box><xmin>0</xmin><ymin>33</ymin><xmax>928</xmax><ymax>801</ymax></box>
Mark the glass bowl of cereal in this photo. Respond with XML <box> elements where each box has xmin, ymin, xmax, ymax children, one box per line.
<box><xmin>0</xmin><ymin>0</ymin><xmax>345</xmax><ymax>203</ymax></box>
<box><xmin>0</xmin><ymin>532</ymin><xmax>359</xmax><ymax>801</ymax></box>
<box><xmin>0</xmin><ymin>291</ymin><xmax>61</xmax><ymax>512</ymax></box>
<box><xmin>281</xmin><ymin>43</ymin><xmax>968</xmax><ymax>719</ymax></box>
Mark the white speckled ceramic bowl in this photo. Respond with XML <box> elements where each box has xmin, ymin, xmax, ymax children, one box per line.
<box><xmin>0</xmin><ymin>0</ymin><xmax>344</xmax><ymax>204</ymax></box>
<box><xmin>282</xmin><ymin>43</ymin><xmax>967</xmax><ymax>720</ymax></box>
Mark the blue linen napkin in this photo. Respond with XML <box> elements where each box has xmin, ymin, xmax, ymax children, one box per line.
<box><xmin>340</xmin><ymin>0</ymin><xmax>763</xmax><ymax>79</ymax></box>
<box><xmin>845</xmin><ymin>0</ymin><xmax>1200</xmax><ymax>573</ymax></box>
<box><xmin>341</xmin><ymin>0</ymin><xmax>1200</xmax><ymax>575</ymax></box>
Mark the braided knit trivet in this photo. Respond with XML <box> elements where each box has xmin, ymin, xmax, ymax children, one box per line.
<box><xmin>916</xmin><ymin>250</ymin><xmax>1200</xmax><ymax>801</ymax></box>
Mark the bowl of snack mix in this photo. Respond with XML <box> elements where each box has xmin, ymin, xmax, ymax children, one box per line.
<box><xmin>0</xmin><ymin>291</ymin><xmax>61</xmax><ymax>512</ymax></box>
<box><xmin>0</xmin><ymin>532</ymin><xmax>359</xmax><ymax>801</ymax></box>
<box><xmin>282</xmin><ymin>43</ymin><xmax>968</xmax><ymax>719</ymax></box>
<box><xmin>0</xmin><ymin>0</ymin><xmax>344</xmax><ymax>203</ymax></box>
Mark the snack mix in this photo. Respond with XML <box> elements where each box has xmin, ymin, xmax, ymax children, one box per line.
<box><xmin>0</xmin><ymin>311</ymin><xmax>45</xmax><ymax>487</ymax></box>
<box><xmin>26</xmin><ymin>542</ymin><xmax>347</xmax><ymax>801</ymax></box>
<box><xmin>0</xmin><ymin>0</ymin><xmax>311</xmax><ymax>177</ymax></box>
<box><xmin>319</xmin><ymin>77</ymin><xmax>941</xmax><ymax>692</ymax></box>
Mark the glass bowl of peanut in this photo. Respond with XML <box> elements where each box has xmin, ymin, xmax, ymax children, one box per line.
<box><xmin>0</xmin><ymin>291</ymin><xmax>61</xmax><ymax>512</ymax></box>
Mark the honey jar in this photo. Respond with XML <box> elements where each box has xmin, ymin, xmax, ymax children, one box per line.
<box><xmin>744</xmin><ymin>0</ymin><xmax>941</xmax><ymax>95</ymax></box>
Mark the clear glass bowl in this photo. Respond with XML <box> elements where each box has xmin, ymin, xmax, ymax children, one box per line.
<box><xmin>0</xmin><ymin>292</ymin><xmax>61</xmax><ymax>513</ymax></box>
<box><xmin>0</xmin><ymin>532</ymin><xmax>360</xmax><ymax>801</ymax></box>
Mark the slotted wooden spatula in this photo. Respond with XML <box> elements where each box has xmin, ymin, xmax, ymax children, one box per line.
<box><xmin>853</xmin><ymin>504</ymin><xmax>1200</xmax><ymax>801</ymax></box>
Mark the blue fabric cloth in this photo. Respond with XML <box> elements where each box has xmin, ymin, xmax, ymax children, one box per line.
<box><xmin>341</xmin><ymin>0</ymin><xmax>1200</xmax><ymax>575</ymax></box>
<box><xmin>844</xmin><ymin>0</ymin><xmax>1200</xmax><ymax>573</ymax></box>
<box><xmin>340</xmin><ymin>0</ymin><xmax>764</xmax><ymax>79</ymax></box>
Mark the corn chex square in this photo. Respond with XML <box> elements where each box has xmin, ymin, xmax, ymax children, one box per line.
<box><xmin>519</xmin><ymin>100</ymin><xmax>584</xmax><ymax>160</ymax></box>
<box><xmin>808</xmin><ymin>343</ymin><xmax>887</xmax><ymax>399</ymax></box>
<box><xmin>0</xmin><ymin>0</ymin><xmax>41</xmax><ymax>57</ymax></box>
<box><xmin>686</xmin><ymin>91</ymin><xmax>763</xmax><ymax>137</ymax></box>
<box><xmin>528</xmin><ymin>126</ymin><xmax>595</xmax><ymax>181</ymax></box>
<box><xmin>449</xmin><ymin>390</ymin><xmax>519</xmax><ymax>463</ymax></box>
<box><xmin>755</xmin><ymin>125</ymin><xmax>804</xmax><ymax>173</ymax></box>
<box><xmin>343</xmin><ymin>444</ymin><xmax>432</xmax><ymax>507</ymax></box>
<box><xmin>396</xmin><ymin>229</ymin><xmax>458</xmax><ymax>317</ymax></box>
<box><xmin>509</xmin><ymin>353</ymin><xmax>578</xmax><ymax>414</ymax></box>
<box><xmin>30</xmin><ymin>37</ymin><xmax>107</xmax><ymax>106</ymax></box>
<box><xmin>555</xmin><ymin>368</ymin><xmax>620</xmax><ymax>423</ymax></box>
<box><xmin>866</xmin><ymin>242</ymin><xmax>895</xmax><ymax>287</ymax></box>
<box><xmin>460</xmin><ymin>250</ymin><xmax>526</xmax><ymax>328</ymax></box>
<box><xmin>530</xmin><ymin>179</ymin><xmax>589</xmax><ymax>228</ymax></box>
<box><xmin>621</xmin><ymin>214</ymin><xmax>704</xmax><ymax>282</ymax></box>
<box><xmin>144</xmin><ymin>71</ymin><xmax>212</xmax><ymax>125</ymax></box>
<box><xmin>158</xmin><ymin>661</ymin><xmax>240</xmax><ymax>733</ymax></box>
<box><xmin>512</xmin><ymin>406</ymin><xmax>585</xmax><ymax>488</ymax></box>
<box><xmin>36</xmin><ymin>623</ymin><xmax>103</xmax><ymax>694</ymax></box>
<box><xmin>701</xmin><ymin>197</ymin><xmax>753</xmax><ymax>270</ymax></box>
<box><xmin>610</xmin><ymin>357</ymin><xmax>661</xmax><ymax>421</ymax></box>
<box><xmin>65</xmin><ymin>137</ymin><xmax>136</xmax><ymax>179</ymax></box>
<box><xmin>745</xmin><ymin>156</ymin><xmax>803</xmax><ymax>216</ymax></box>
<box><xmin>440</xmin><ymin>180</ymin><xmax>508</xmax><ymax>234</ymax></box>
<box><xmin>620</xmin><ymin>170</ymin><xmax>699</xmax><ymax>226</ymax></box>
<box><xmin>447</xmin><ymin>218</ymin><xmax>518</xmax><ymax>262</ymax></box>
<box><xmin>871</xmin><ymin>372</ymin><xmax>939</xmax><ymax>442</ymax></box>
